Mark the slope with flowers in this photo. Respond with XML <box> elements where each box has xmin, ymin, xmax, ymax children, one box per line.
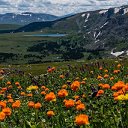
<box><xmin>0</xmin><ymin>59</ymin><xmax>128</xmax><ymax>127</ymax></box>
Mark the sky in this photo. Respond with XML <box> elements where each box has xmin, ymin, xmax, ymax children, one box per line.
<box><xmin>0</xmin><ymin>0</ymin><xmax>128</xmax><ymax>16</ymax></box>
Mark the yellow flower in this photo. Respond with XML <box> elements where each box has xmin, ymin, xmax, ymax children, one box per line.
<box><xmin>27</xmin><ymin>85</ymin><xmax>38</xmax><ymax>91</ymax></box>
<box><xmin>117</xmin><ymin>94</ymin><xmax>128</xmax><ymax>100</ymax></box>
<box><xmin>83</xmin><ymin>77</ymin><xmax>87</xmax><ymax>81</ymax></box>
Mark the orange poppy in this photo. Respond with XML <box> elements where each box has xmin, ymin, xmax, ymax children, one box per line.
<box><xmin>47</xmin><ymin>110</ymin><xmax>55</xmax><ymax>117</ymax></box>
<box><xmin>15</xmin><ymin>82</ymin><xmax>20</xmax><ymax>86</ymax></box>
<box><xmin>2</xmin><ymin>107</ymin><xmax>11</xmax><ymax>116</ymax></box>
<box><xmin>71</xmin><ymin>81</ymin><xmax>80</xmax><ymax>91</ymax></box>
<box><xmin>75</xmin><ymin>114</ymin><xmax>89</xmax><ymax>126</ymax></box>
<box><xmin>34</xmin><ymin>102</ymin><xmax>42</xmax><ymax>109</ymax></box>
<box><xmin>0</xmin><ymin>112</ymin><xmax>6</xmax><ymax>121</ymax></box>
<box><xmin>45</xmin><ymin>92</ymin><xmax>56</xmax><ymax>102</ymax></box>
<box><xmin>76</xmin><ymin>103</ymin><xmax>85</xmax><ymax>111</ymax></box>
<box><xmin>102</xmin><ymin>84</ymin><xmax>110</xmax><ymax>89</ymax></box>
<box><xmin>8</xmin><ymin>99</ymin><xmax>14</xmax><ymax>103</ymax></box>
<box><xmin>64</xmin><ymin>99</ymin><xmax>75</xmax><ymax>108</ymax></box>
<box><xmin>62</xmin><ymin>84</ymin><xmax>67</xmax><ymax>89</ymax></box>
<box><xmin>96</xmin><ymin>90</ymin><xmax>104</xmax><ymax>96</ymax></box>
<box><xmin>41</xmin><ymin>91</ymin><xmax>46</xmax><ymax>95</ymax></box>
<box><xmin>12</xmin><ymin>100</ymin><xmax>21</xmax><ymax>108</ymax></box>
<box><xmin>20</xmin><ymin>92</ymin><xmax>26</xmax><ymax>96</ymax></box>
<box><xmin>0</xmin><ymin>101</ymin><xmax>6</xmax><ymax>108</ymax></box>
<box><xmin>28</xmin><ymin>101</ymin><xmax>35</xmax><ymax>108</ymax></box>
<box><xmin>58</xmin><ymin>89</ymin><xmax>68</xmax><ymax>98</ymax></box>
<box><xmin>59</xmin><ymin>75</ymin><xmax>65</xmax><ymax>79</ymax></box>
<box><xmin>7</xmin><ymin>81</ymin><xmax>11</xmax><ymax>85</ymax></box>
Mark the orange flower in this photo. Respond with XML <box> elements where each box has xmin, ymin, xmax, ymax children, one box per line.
<box><xmin>82</xmin><ymin>94</ymin><xmax>86</xmax><ymax>98</ymax></box>
<box><xmin>98</xmin><ymin>83</ymin><xmax>104</xmax><ymax>87</ymax></box>
<box><xmin>64</xmin><ymin>99</ymin><xmax>75</xmax><ymax>108</ymax></box>
<box><xmin>117</xmin><ymin>64</ymin><xmax>121</xmax><ymax>68</ymax></box>
<box><xmin>96</xmin><ymin>90</ymin><xmax>104</xmax><ymax>96</ymax></box>
<box><xmin>7</xmin><ymin>81</ymin><xmax>11</xmax><ymax>85</ymax></box>
<box><xmin>102</xmin><ymin>84</ymin><xmax>110</xmax><ymax>89</ymax></box>
<box><xmin>45</xmin><ymin>92</ymin><xmax>56</xmax><ymax>102</ymax></box>
<box><xmin>58</xmin><ymin>89</ymin><xmax>68</xmax><ymax>98</ymax></box>
<box><xmin>71</xmin><ymin>81</ymin><xmax>80</xmax><ymax>91</ymax></box>
<box><xmin>41</xmin><ymin>86</ymin><xmax>46</xmax><ymax>90</ymax></box>
<box><xmin>113</xmin><ymin>70</ymin><xmax>120</xmax><ymax>74</ymax></box>
<box><xmin>51</xmin><ymin>67</ymin><xmax>56</xmax><ymax>71</ymax></box>
<box><xmin>76</xmin><ymin>103</ymin><xmax>85</xmax><ymax>111</ymax></box>
<box><xmin>104</xmin><ymin>74</ymin><xmax>109</xmax><ymax>78</ymax></box>
<box><xmin>28</xmin><ymin>101</ymin><xmax>35</xmax><ymax>108</ymax></box>
<box><xmin>7</xmin><ymin>94</ymin><xmax>12</xmax><ymax>99</ymax></box>
<box><xmin>74</xmin><ymin>95</ymin><xmax>80</xmax><ymax>100</ymax></box>
<box><xmin>62</xmin><ymin>84</ymin><xmax>67</xmax><ymax>89</ymax></box>
<box><xmin>110</xmin><ymin>77</ymin><xmax>114</xmax><ymax>80</ymax></box>
<box><xmin>99</xmin><ymin>66</ymin><xmax>103</xmax><ymax>70</ymax></box>
<box><xmin>34</xmin><ymin>102</ymin><xmax>42</xmax><ymax>109</ymax></box>
<box><xmin>81</xmin><ymin>81</ymin><xmax>86</xmax><ymax>85</ymax></box>
<box><xmin>47</xmin><ymin>110</ymin><xmax>55</xmax><ymax>117</ymax></box>
<box><xmin>0</xmin><ymin>112</ymin><xmax>6</xmax><ymax>121</ymax></box>
<box><xmin>2</xmin><ymin>107</ymin><xmax>11</xmax><ymax>116</ymax></box>
<box><xmin>2</xmin><ymin>87</ymin><xmax>7</xmax><ymax>92</ymax></box>
<box><xmin>124</xmin><ymin>85</ymin><xmax>128</xmax><ymax>91</ymax></box>
<box><xmin>113</xmin><ymin>92</ymin><xmax>119</xmax><ymax>97</ymax></box>
<box><xmin>17</xmin><ymin>86</ymin><xmax>22</xmax><ymax>89</ymax></box>
<box><xmin>112</xmin><ymin>81</ymin><xmax>125</xmax><ymax>91</ymax></box>
<box><xmin>20</xmin><ymin>92</ymin><xmax>26</xmax><ymax>96</ymax></box>
<box><xmin>8</xmin><ymin>99</ymin><xmax>14</xmax><ymax>103</ymax></box>
<box><xmin>75</xmin><ymin>114</ymin><xmax>89</xmax><ymax>126</ymax></box>
<box><xmin>97</xmin><ymin>75</ymin><xmax>103</xmax><ymax>80</ymax></box>
<box><xmin>8</xmin><ymin>85</ymin><xmax>13</xmax><ymax>89</ymax></box>
<box><xmin>0</xmin><ymin>101</ymin><xmax>6</xmax><ymax>108</ymax></box>
<box><xmin>75</xmin><ymin>100</ymin><xmax>82</xmax><ymax>105</ymax></box>
<box><xmin>15</xmin><ymin>82</ymin><xmax>20</xmax><ymax>86</ymax></box>
<box><xmin>45</xmin><ymin>88</ymin><xmax>49</xmax><ymax>92</ymax></box>
<box><xmin>104</xmin><ymin>69</ymin><xmax>108</xmax><ymax>73</ymax></box>
<box><xmin>47</xmin><ymin>68</ymin><xmax>52</xmax><ymax>73</ymax></box>
<box><xmin>41</xmin><ymin>91</ymin><xmax>46</xmax><ymax>95</ymax></box>
<box><xmin>47</xmin><ymin>67</ymin><xmax>55</xmax><ymax>73</ymax></box>
<box><xmin>12</xmin><ymin>100</ymin><xmax>21</xmax><ymax>108</ymax></box>
<box><xmin>27</xmin><ymin>93</ymin><xmax>33</xmax><ymax>97</ymax></box>
<box><xmin>60</xmin><ymin>75</ymin><xmax>65</xmax><ymax>79</ymax></box>
<box><xmin>111</xmin><ymin>86</ymin><xmax>117</xmax><ymax>91</ymax></box>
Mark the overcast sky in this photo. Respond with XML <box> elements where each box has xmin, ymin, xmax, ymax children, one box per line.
<box><xmin>0</xmin><ymin>0</ymin><xmax>128</xmax><ymax>16</ymax></box>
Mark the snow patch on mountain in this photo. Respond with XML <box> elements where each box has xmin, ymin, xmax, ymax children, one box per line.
<box><xmin>111</xmin><ymin>50</ymin><xmax>124</xmax><ymax>57</ymax></box>
<box><xmin>100</xmin><ymin>22</ymin><xmax>108</xmax><ymax>29</ymax></box>
<box><xmin>123</xmin><ymin>8</ymin><xmax>128</xmax><ymax>15</ymax></box>
<box><xmin>114</xmin><ymin>8</ymin><xmax>120</xmax><ymax>14</ymax></box>
<box><xmin>99</xmin><ymin>10</ymin><xmax>108</xmax><ymax>14</ymax></box>
<box><xmin>81</xmin><ymin>14</ymin><xmax>85</xmax><ymax>17</ymax></box>
<box><xmin>85</xmin><ymin>13</ymin><xmax>90</xmax><ymax>23</ymax></box>
<box><xmin>95</xmin><ymin>31</ymin><xmax>101</xmax><ymax>39</ymax></box>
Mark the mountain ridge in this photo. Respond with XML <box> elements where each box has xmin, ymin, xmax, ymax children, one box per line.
<box><xmin>15</xmin><ymin>5</ymin><xmax>128</xmax><ymax>56</ymax></box>
<box><xmin>0</xmin><ymin>12</ymin><xmax>58</xmax><ymax>25</ymax></box>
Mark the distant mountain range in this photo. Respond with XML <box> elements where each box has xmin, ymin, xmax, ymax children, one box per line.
<box><xmin>13</xmin><ymin>5</ymin><xmax>128</xmax><ymax>57</ymax></box>
<box><xmin>0</xmin><ymin>5</ymin><xmax>128</xmax><ymax>59</ymax></box>
<box><xmin>0</xmin><ymin>12</ymin><xmax>58</xmax><ymax>25</ymax></box>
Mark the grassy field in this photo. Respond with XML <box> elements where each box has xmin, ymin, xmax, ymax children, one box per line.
<box><xmin>0</xmin><ymin>59</ymin><xmax>128</xmax><ymax>128</ymax></box>
<box><xmin>0</xmin><ymin>24</ymin><xmax>22</xmax><ymax>30</ymax></box>
<box><xmin>0</xmin><ymin>59</ymin><xmax>127</xmax><ymax>75</ymax></box>
<box><xmin>0</xmin><ymin>32</ymin><xmax>67</xmax><ymax>64</ymax></box>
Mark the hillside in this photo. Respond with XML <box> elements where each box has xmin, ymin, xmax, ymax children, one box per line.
<box><xmin>0</xmin><ymin>12</ymin><xmax>58</xmax><ymax>25</ymax></box>
<box><xmin>14</xmin><ymin>5</ymin><xmax>128</xmax><ymax>56</ymax></box>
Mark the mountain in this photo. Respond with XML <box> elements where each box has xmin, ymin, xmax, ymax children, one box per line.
<box><xmin>15</xmin><ymin>5</ymin><xmax>128</xmax><ymax>57</ymax></box>
<box><xmin>0</xmin><ymin>12</ymin><xmax>58</xmax><ymax>25</ymax></box>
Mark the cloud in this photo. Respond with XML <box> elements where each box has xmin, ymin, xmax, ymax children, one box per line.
<box><xmin>0</xmin><ymin>0</ymin><xmax>128</xmax><ymax>15</ymax></box>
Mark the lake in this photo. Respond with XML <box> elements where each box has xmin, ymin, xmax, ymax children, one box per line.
<box><xmin>24</xmin><ymin>33</ymin><xmax>67</xmax><ymax>37</ymax></box>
